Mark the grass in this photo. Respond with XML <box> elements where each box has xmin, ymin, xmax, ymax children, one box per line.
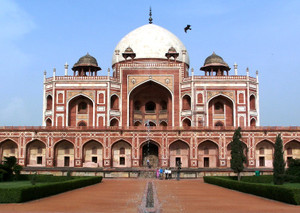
<box><xmin>0</xmin><ymin>181</ymin><xmax>46</xmax><ymax>188</ymax></box>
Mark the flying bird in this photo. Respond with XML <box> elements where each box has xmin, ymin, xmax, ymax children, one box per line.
<box><xmin>184</xmin><ymin>25</ymin><xmax>191</xmax><ymax>33</ymax></box>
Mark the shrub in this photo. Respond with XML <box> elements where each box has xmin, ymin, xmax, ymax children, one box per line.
<box><xmin>204</xmin><ymin>176</ymin><xmax>300</xmax><ymax>205</ymax></box>
<box><xmin>0</xmin><ymin>176</ymin><xmax>102</xmax><ymax>203</ymax></box>
<box><xmin>286</xmin><ymin>159</ymin><xmax>300</xmax><ymax>177</ymax></box>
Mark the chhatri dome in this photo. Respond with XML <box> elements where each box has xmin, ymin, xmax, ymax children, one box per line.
<box><xmin>112</xmin><ymin>23</ymin><xmax>190</xmax><ymax>66</ymax></box>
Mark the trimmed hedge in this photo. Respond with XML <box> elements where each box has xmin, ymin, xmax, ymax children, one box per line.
<box><xmin>204</xmin><ymin>176</ymin><xmax>300</xmax><ymax>205</ymax></box>
<box><xmin>0</xmin><ymin>176</ymin><xmax>102</xmax><ymax>203</ymax></box>
<box><xmin>220</xmin><ymin>175</ymin><xmax>273</xmax><ymax>183</ymax></box>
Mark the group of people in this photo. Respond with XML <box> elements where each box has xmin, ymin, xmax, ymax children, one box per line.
<box><xmin>156</xmin><ymin>168</ymin><xmax>172</xmax><ymax>179</ymax></box>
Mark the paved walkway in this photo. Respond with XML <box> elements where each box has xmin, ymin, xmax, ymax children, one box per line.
<box><xmin>0</xmin><ymin>179</ymin><xmax>299</xmax><ymax>213</ymax></box>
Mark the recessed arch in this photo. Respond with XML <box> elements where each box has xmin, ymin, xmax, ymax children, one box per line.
<box><xmin>250</xmin><ymin>94</ymin><xmax>256</xmax><ymax>111</ymax></box>
<box><xmin>250</xmin><ymin>118</ymin><xmax>256</xmax><ymax>127</ymax></box>
<box><xmin>182</xmin><ymin>117</ymin><xmax>191</xmax><ymax>127</ymax></box>
<box><xmin>140</xmin><ymin>140</ymin><xmax>160</xmax><ymax>168</ymax></box>
<box><xmin>111</xmin><ymin>140</ymin><xmax>132</xmax><ymax>167</ymax></box>
<box><xmin>110</xmin><ymin>94</ymin><xmax>119</xmax><ymax>110</ymax></box>
<box><xmin>127</xmin><ymin>79</ymin><xmax>174</xmax><ymax>127</ymax></box>
<box><xmin>284</xmin><ymin>140</ymin><xmax>300</xmax><ymax>162</ymax></box>
<box><xmin>110</xmin><ymin>118</ymin><xmax>119</xmax><ymax>126</ymax></box>
<box><xmin>169</xmin><ymin>140</ymin><xmax>190</xmax><ymax>168</ymax></box>
<box><xmin>82</xmin><ymin>140</ymin><xmax>103</xmax><ymax>167</ymax></box>
<box><xmin>182</xmin><ymin>94</ymin><xmax>191</xmax><ymax>110</ymax></box>
<box><xmin>46</xmin><ymin>95</ymin><xmax>53</xmax><ymax>110</ymax></box>
<box><xmin>255</xmin><ymin>140</ymin><xmax>274</xmax><ymax>168</ymax></box>
<box><xmin>67</xmin><ymin>94</ymin><xmax>94</xmax><ymax>127</ymax></box>
<box><xmin>198</xmin><ymin>140</ymin><xmax>219</xmax><ymax>168</ymax></box>
<box><xmin>0</xmin><ymin>139</ymin><xmax>18</xmax><ymax>161</ymax></box>
<box><xmin>46</xmin><ymin>118</ymin><xmax>52</xmax><ymax>127</ymax></box>
<box><xmin>207</xmin><ymin>94</ymin><xmax>235</xmax><ymax>127</ymax></box>
<box><xmin>54</xmin><ymin>140</ymin><xmax>74</xmax><ymax>167</ymax></box>
<box><xmin>25</xmin><ymin>139</ymin><xmax>46</xmax><ymax>166</ymax></box>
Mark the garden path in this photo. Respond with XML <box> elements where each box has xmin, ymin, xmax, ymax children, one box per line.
<box><xmin>0</xmin><ymin>178</ymin><xmax>300</xmax><ymax>213</ymax></box>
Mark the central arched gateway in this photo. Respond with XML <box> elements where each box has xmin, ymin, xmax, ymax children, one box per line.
<box><xmin>129</xmin><ymin>81</ymin><xmax>172</xmax><ymax>126</ymax></box>
<box><xmin>141</xmin><ymin>141</ymin><xmax>159</xmax><ymax>168</ymax></box>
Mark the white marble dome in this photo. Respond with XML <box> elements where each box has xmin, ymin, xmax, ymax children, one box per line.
<box><xmin>112</xmin><ymin>24</ymin><xmax>190</xmax><ymax>65</ymax></box>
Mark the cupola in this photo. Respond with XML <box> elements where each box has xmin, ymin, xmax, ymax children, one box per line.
<box><xmin>72</xmin><ymin>53</ymin><xmax>101</xmax><ymax>76</ymax></box>
<box><xmin>200</xmin><ymin>52</ymin><xmax>230</xmax><ymax>76</ymax></box>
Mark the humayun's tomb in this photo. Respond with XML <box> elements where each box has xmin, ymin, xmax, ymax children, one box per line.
<box><xmin>1</xmin><ymin>16</ymin><xmax>300</xmax><ymax>177</ymax></box>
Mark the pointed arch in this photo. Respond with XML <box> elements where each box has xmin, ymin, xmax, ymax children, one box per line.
<box><xmin>110</xmin><ymin>118</ymin><xmax>119</xmax><ymax>126</ymax></box>
<box><xmin>66</xmin><ymin>94</ymin><xmax>95</xmax><ymax>127</ymax></box>
<box><xmin>182</xmin><ymin>94</ymin><xmax>191</xmax><ymax>110</ymax></box>
<box><xmin>198</xmin><ymin>140</ymin><xmax>219</xmax><ymax>168</ymax></box>
<box><xmin>110</xmin><ymin>94</ymin><xmax>119</xmax><ymax>110</ymax></box>
<box><xmin>54</xmin><ymin>140</ymin><xmax>74</xmax><ymax>167</ymax></box>
<box><xmin>255</xmin><ymin>140</ymin><xmax>274</xmax><ymax>168</ymax></box>
<box><xmin>46</xmin><ymin>95</ymin><xmax>53</xmax><ymax>110</ymax></box>
<box><xmin>111</xmin><ymin>140</ymin><xmax>132</xmax><ymax>167</ymax></box>
<box><xmin>0</xmin><ymin>139</ymin><xmax>18</xmax><ymax>161</ymax></box>
<box><xmin>207</xmin><ymin>94</ymin><xmax>235</xmax><ymax>127</ymax></box>
<box><xmin>127</xmin><ymin>79</ymin><xmax>174</xmax><ymax>126</ymax></box>
<box><xmin>25</xmin><ymin>139</ymin><xmax>46</xmax><ymax>166</ymax></box>
<box><xmin>82</xmin><ymin>140</ymin><xmax>103</xmax><ymax>167</ymax></box>
<box><xmin>182</xmin><ymin>117</ymin><xmax>191</xmax><ymax>127</ymax></box>
<box><xmin>169</xmin><ymin>140</ymin><xmax>190</xmax><ymax>168</ymax></box>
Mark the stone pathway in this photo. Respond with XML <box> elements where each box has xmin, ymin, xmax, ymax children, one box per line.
<box><xmin>0</xmin><ymin>179</ymin><xmax>299</xmax><ymax>213</ymax></box>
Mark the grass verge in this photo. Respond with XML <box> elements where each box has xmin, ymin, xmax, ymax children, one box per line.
<box><xmin>203</xmin><ymin>176</ymin><xmax>300</xmax><ymax>205</ymax></box>
<box><xmin>0</xmin><ymin>176</ymin><xmax>102</xmax><ymax>203</ymax></box>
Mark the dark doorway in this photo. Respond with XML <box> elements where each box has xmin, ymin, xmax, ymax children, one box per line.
<box><xmin>142</xmin><ymin>142</ymin><xmax>159</xmax><ymax>167</ymax></box>
<box><xmin>204</xmin><ymin>157</ymin><xmax>209</xmax><ymax>167</ymax></box>
<box><xmin>176</xmin><ymin>157</ymin><xmax>181</xmax><ymax>167</ymax></box>
<box><xmin>64</xmin><ymin>156</ymin><xmax>70</xmax><ymax>167</ymax></box>
<box><xmin>37</xmin><ymin>156</ymin><xmax>42</xmax><ymax>165</ymax></box>
<box><xmin>259</xmin><ymin>157</ymin><xmax>265</xmax><ymax>167</ymax></box>
<box><xmin>120</xmin><ymin>157</ymin><xmax>125</xmax><ymax>165</ymax></box>
<box><xmin>92</xmin><ymin>156</ymin><xmax>98</xmax><ymax>163</ymax></box>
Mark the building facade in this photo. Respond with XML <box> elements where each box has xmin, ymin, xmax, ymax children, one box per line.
<box><xmin>0</xmin><ymin>21</ymin><xmax>300</xmax><ymax>172</ymax></box>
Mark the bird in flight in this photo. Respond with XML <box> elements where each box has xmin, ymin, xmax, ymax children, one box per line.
<box><xmin>184</xmin><ymin>25</ymin><xmax>191</xmax><ymax>33</ymax></box>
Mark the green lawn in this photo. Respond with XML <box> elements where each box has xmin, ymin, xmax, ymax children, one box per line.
<box><xmin>0</xmin><ymin>181</ymin><xmax>45</xmax><ymax>188</ymax></box>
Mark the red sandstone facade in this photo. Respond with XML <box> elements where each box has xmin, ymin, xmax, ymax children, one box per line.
<box><xmin>1</xmin><ymin>22</ymin><xmax>299</xmax><ymax>170</ymax></box>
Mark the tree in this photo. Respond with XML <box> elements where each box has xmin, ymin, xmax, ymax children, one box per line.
<box><xmin>273</xmin><ymin>134</ymin><xmax>285</xmax><ymax>185</ymax></box>
<box><xmin>230</xmin><ymin>127</ymin><xmax>246</xmax><ymax>181</ymax></box>
<box><xmin>1</xmin><ymin>156</ymin><xmax>23</xmax><ymax>181</ymax></box>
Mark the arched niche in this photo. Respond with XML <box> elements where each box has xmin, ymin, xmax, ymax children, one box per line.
<box><xmin>110</xmin><ymin>118</ymin><xmax>119</xmax><ymax>126</ymax></box>
<box><xmin>26</xmin><ymin>140</ymin><xmax>46</xmax><ymax>166</ymax></box>
<box><xmin>129</xmin><ymin>81</ymin><xmax>172</xmax><ymax>126</ymax></box>
<box><xmin>198</xmin><ymin>140</ymin><xmax>219</xmax><ymax>168</ymax></box>
<box><xmin>208</xmin><ymin>95</ymin><xmax>234</xmax><ymax>127</ymax></box>
<box><xmin>54</xmin><ymin>140</ymin><xmax>74</xmax><ymax>167</ymax></box>
<box><xmin>68</xmin><ymin>95</ymin><xmax>93</xmax><ymax>127</ymax></box>
<box><xmin>169</xmin><ymin>140</ymin><xmax>189</xmax><ymax>168</ymax></box>
<box><xmin>182</xmin><ymin>95</ymin><xmax>191</xmax><ymax>110</ymax></box>
<box><xmin>284</xmin><ymin>140</ymin><xmax>300</xmax><ymax>163</ymax></box>
<box><xmin>111</xmin><ymin>95</ymin><xmax>119</xmax><ymax>110</ymax></box>
<box><xmin>82</xmin><ymin>140</ymin><xmax>103</xmax><ymax>167</ymax></box>
<box><xmin>182</xmin><ymin>118</ymin><xmax>191</xmax><ymax>127</ymax></box>
<box><xmin>111</xmin><ymin>140</ymin><xmax>131</xmax><ymax>167</ymax></box>
<box><xmin>255</xmin><ymin>140</ymin><xmax>274</xmax><ymax>168</ymax></box>
<box><xmin>141</xmin><ymin>140</ymin><xmax>159</xmax><ymax>168</ymax></box>
<box><xmin>0</xmin><ymin>139</ymin><xmax>18</xmax><ymax>161</ymax></box>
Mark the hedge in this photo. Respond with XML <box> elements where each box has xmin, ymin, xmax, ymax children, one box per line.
<box><xmin>220</xmin><ymin>175</ymin><xmax>273</xmax><ymax>183</ymax></box>
<box><xmin>203</xmin><ymin>176</ymin><xmax>300</xmax><ymax>205</ymax></box>
<box><xmin>0</xmin><ymin>176</ymin><xmax>102</xmax><ymax>203</ymax></box>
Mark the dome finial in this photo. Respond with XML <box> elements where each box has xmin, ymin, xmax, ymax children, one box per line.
<box><xmin>149</xmin><ymin>7</ymin><xmax>153</xmax><ymax>24</ymax></box>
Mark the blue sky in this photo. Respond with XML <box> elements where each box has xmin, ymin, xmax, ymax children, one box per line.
<box><xmin>0</xmin><ymin>0</ymin><xmax>299</xmax><ymax>126</ymax></box>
